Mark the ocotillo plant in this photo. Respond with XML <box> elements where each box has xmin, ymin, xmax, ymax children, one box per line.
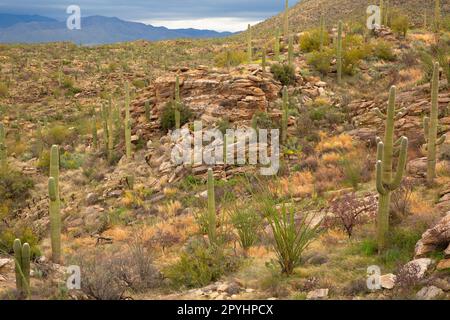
<box><xmin>207</xmin><ymin>168</ymin><xmax>217</xmax><ymax>244</ymax></box>
<box><xmin>337</xmin><ymin>21</ymin><xmax>343</xmax><ymax>85</ymax></box>
<box><xmin>374</xmin><ymin>86</ymin><xmax>409</xmax><ymax>251</ymax></box>
<box><xmin>424</xmin><ymin>62</ymin><xmax>446</xmax><ymax>184</ymax></box>
<box><xmin>434</xmin><ymin>0</ymin><xmax>441</xmax><ymax>32</ymax></box>
<box><xmin>49</xmin><ymin>145</ymin><xmax>61</xmax><ymax>263</ymax></box>
<box><xmin>261</xmin><ymin>46</ymin><xmax>266</xmax><ymax>72</ymax></box>
<box><xmin>13</xmin><ymin>239</ymin><xmax>31</xmax><ymax>298</ymax></box>
<box><xmin>281</xmin><ymin>86</ymin><xmax>289</xmax><ymax>144</ymax></box>
<box><xmin>174</xmin><ymin>76</ymin><xmax>181</xmax><ymax>129</ymax></box>
<box><xmin>319</xmin><ymin>14</ymin><xmax>325</xmax><ymax>52</ymax></box>
<box><xmin>92</xmin><ymin>115</ymin><xmax>98</xmax><ymax>150</ymax></box>
<box><xmin>284</xmin><ymin>0</ymin><xmax>289</xmax><ymax>39</ymax></box>
<box><xmin>247</xmin><ymin>24</ymin><xmax>252</xmax><ymax>63</ymax></box>
<box><xmin>274</xmin><ymin>29</ymin><xmax>280</xmax><ymax>62</ymax></box>
<box><xmin>288</xmin><ymin>35</ymin><xmax>294</xmax><ymax>66</ymax></box>
<box><xmin>125</xmin><ymin>82</ymin><xmax>132</xmax><ymax>159</ymax></box>
<box><xmin>0</xmin><ymin>123</ymin><xmax>7</xmax><ymax>172</ymax></box>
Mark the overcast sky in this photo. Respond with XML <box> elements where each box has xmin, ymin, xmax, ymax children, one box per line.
<box><xmin>0</xmin><ymin>0</ymin><xmax>300</xmax><ymax>32</ymax></box>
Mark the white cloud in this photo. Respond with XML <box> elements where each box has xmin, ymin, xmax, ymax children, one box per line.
<box><xmin>136</xmin><ymin>17</ymin><xmax>262</xmax><ymax>32</ymax></box>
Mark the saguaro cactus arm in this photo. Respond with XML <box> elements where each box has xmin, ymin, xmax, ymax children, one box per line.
<box><xmin>386</xmin><ymin>137</ymin><xmax>408</xmax><ymax>191</ymax></box>
<box><xmin>373</xmin><ymin>108</ymin><xmax>387</xmax><ymax>119</ymax></box>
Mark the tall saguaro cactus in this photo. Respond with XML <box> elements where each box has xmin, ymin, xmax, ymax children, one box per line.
<box><xmin>13</xmin><ymin>238</ymin><xmax>31</xmax><ymax>298</ymax></box>
<box><xmin>247</xmin><ymin>24</ymin><xmax>252</xmax><ymax>63</ymax></box>
<box><xmin>92</xmin><ymin>115</ymin><xmax>98</xmax><ymax>150</ymax></box>
<box><xmin>281</xmin><ymin>86</ymin><xmax>289</xmax><ymax>144</ymax></box>
<box><xmin>374</xmin><ymin>86</ymin><xmax>409</xmax><ymax>251</ymax></box>
<box><xmin>49</xmin><ymin>145</ymin><xmax>61</xmax><ymax>263</ymax></box>
<box><xmin>0</xmin><ymin>123</ymin><xmax>7</xmax><ymax>172</ymax></box>
<box><xmin>274</xmin><ymin>29</ymin><xmax>280</xmax><ymax>62</ymax></box>
<box><xmin>319</xmin><ymin>14</ymin><xmax>325</xmax><ymax>52</ymax></box>
<box><xmin>207</xmin><ymin>168</ymin><xmax>217</xmax><ymax>244</ymax></box>
<box><xmin>337</xmin><ymin>21</ymin><xmax>343</xmax><ymax>85</ymax></box>
<box><xmin>424</xmin><ymin>62</ymin><xmax>446</xmax><ymax>184</ymax></box>
<box><xmin>284</xmin><ymin>0</ymin><xmax>289</xmax><ymax>39</ymax></box>
<box><xmin>174</xmin><ymin>76</ymin><xmax>181</xmax><ymax>129</ymax></box>
<box><xmin>125</xmin><ymin>82</ymin><xmax>132</xmax><ymax>159</ymax></box>
<box><xmin>261</xmin><ymin>46</ymin><xmax>267</xmax><ymax>72</ymax></box>
<box><xmin>434</xmin><ymin>0</ymin><xmax>441</xmax><ymax>32</ymax></box>
<box><xmin>288</xmin><ymin>35</ymin><xmax>294</xmax><ymax>66</ymax></box>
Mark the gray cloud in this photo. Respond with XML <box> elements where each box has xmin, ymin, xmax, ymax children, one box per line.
<box><xmin>0</xmin><ymin>0</ymin><xmax>299</xmax><ymax>21</ymax></box>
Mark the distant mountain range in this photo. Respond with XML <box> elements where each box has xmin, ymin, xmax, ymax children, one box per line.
<box><xmin>0</xmin><ymin>13</ymin><xmax>233</xmax><ymax>44</ymax></box>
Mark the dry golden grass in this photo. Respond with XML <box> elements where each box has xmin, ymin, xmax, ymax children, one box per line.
<box><xmin>270</xmin><ymin>170</ymin><xmax>314</xmax><ymax>197</ymax></box>
<box><xmin>157</xmin><ymin>200</ymin><xmax>183</xmax><ymax>218</ymax></box>
<box><xmin>397</xmin><ymin>68</ymin><xmax>423</xmax><ymax>89</ymax></box>
<box><xmin>316</xmin><ymin>133</ymin><xmax>354</xmax><ymax>154</ymax></box>
<box><xmin>103</xmin><ymin>227</ymin><xmax>130</xmax><ymax>241</ymax></box>
<box><xmin>409</xmin><ymin>191</ymin><xmax>435</xmax><ymax>216</ymax></box>
<box><xmin>321</xmin><ymin>152</ymin><xmax>342</xmax><ymax>165</ymax></box>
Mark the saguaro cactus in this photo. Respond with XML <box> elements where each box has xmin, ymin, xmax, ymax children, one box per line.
<box><xmin>284</xmin><ymin>0</ymin><xmax>289</xmax><ymax>39</ymax></box>
<box><xmin>274</xmin><ymin>29</ymin><xmax>280</xmax><ymax>62</ymax></box>
<box><xmin>281</xmin><ymin>86</ymin><xmax>289</xmax><ymax>144</ymax></box>
<box><xmin>92</xmin><ymin>115</ymin><xmax>98</xmax><ymax>150</ymax></box>
<box><xmin>207</xmin><ymin>168</ymin><xmax>217</xmax><ymax>244</ymax></box>
<box><xmin>261</xmin><ymin>46</ymin><xmax>267</xmax><ymax>72</ymax></box>
<box><xmin>424</xmin><ymin>62</ymin><xmax>446</xmax><ymax>184</ymax></box>
<box><xmin>247</xmin><ymin>24</ymin><xmax>252</xmax><ymax>63</ymax></box>
<box><xmin>125</xmin><ymin>82</ymin><xmax>132</xmax><ymax>159</ymax></box>
<box><xmin>379</xmin><ymin>0</ymin><xmax>384</xmax><ymax>26</ymax></box>
<box><xmin>374</xmin><ymin>86</ymin><xmax>409</xmax><ymax>251</ymax></box>
<box><xmin>174</xmin><ymin>76</ymin><xmax>181</xmax><ymax>130</ymax></box>
<box><xmin>319</xmin><ymin>14</ymin><xmax>325</xmax><ymax>52</ymax></box>
<box><xmin>13</xmin><ymin>239</ymin><xmax>31</xmax><ymax>297</ymax></box>
<box><xmin>107</xmin><ymin>97</ymin><xmax>114</xmax><ymax>158</ymax></box>
<box><xmin>337</xmin><ymin>21</ymin><xmax>343</xmax><ymax>85</ymax></box>
<box><xmin>49</xmin><ymin>145</ymin><xmax>61</xmax><ymax>263</ymax></box>
<box><xmin>434</xmin><ymin>0</ymin><xmax>441</xmax><ymax>32</ymax></box>
<box><xmin>0</xmin><ymin>123</ymin><xmax>7</xmax><ymax>171</ymax></box>
<box><xmin>101</xmin><ymin>103</ymin><xmax>111</xmax><ymax>159</ymax></box>
<box><xmin>288</xmin><ymin>35</ymin><xmax>294</xmax><ymax>66</ymax></box>
<box><xmin>144</xmin><ymin>100</ymin><xmax>151</xmax><ymax>122</ymax></box>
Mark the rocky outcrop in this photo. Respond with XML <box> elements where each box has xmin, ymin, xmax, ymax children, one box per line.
<box><xmin>415</xmin><ymin>212</ymin><xmax>450</xmax><ymax>258</ymax></box>
<box><xmin>348</xmin><ymin>84</ymin><xmax>450</xmax><ymax>145</ymax></box>
<box><xmin>130</xmin><ymin>66</ymin><xmax>282</xmax><ymax>139</ymax></box>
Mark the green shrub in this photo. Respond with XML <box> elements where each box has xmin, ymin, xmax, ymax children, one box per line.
<box><xmin>391</xmin><ymin>14</ymin><xmax>409</xmax><ymax>38</ymax></box>
<box><xmin>306</xmin><ymin>49</ymin><xmax>333</xmax><ymax>75</ymax></box>
<box><xmin>372</xmin><ymin>40</ymin><xmax>395</xmax><ymax>61</ymax></box>
<box><xmin>60</xmin><ymin>151</ymin><xmax>85</xmax><ymax>170</ymax></box>
<box><xmin>44</xmin><ymin>124</ymin><xmax>74</xmax><ymax>146</ymax></box>
<box><xmin>343</xmin><ymin>46</ymin><xmax>370</xmax><ymax>75</ymax></box>
<box><xmin>166</xmin><ymin>239</ymin><xmax>240</xmax><ymax>288</ymax></box>
<box><xmin>230</xmin><ymin>207</ymin><xmax>262</xmax><ymax>251</ymax></box>
<box><xmin>0</xmin><ymin>170</ymin><xmax>34</xmax><ymax>216</ymax></box>
<box><xmin>132</xmin><ymin>79</ymin><xmax>146</xmax><ymax>89</ymax></box>
<box><xmin>443</xmin><ymin>15</ymin><xmax>450</xmax><ymax>32</ymax></box>
<box><xmin>270</xmin><ymin>63</ymin><xmax>296</xmax><ymax>86</ymax></box>
<box><xmin>0</xmin><ymin>82</ymin><xmax>8</xmax><ymax>97</ymax></box>
<box><xmin>299</xmin><ymin>29</ymin><xmax>330</xmax><ymax>53</ymax></box>
<box><xmin>215</xmin><ymin>50</ymin><xmax>247</xmax><ymax>68</ymax></box>
<box><xmin>252</xmin><ymin>111</ymin><xmax>278</xmax><ymax>129</ymax></box>
<box><xmin>0</xmin><ymin>226</ymin><xmax>41</xmax><ymax>259</ymax></box>
<box><xmin>160</xmin><ymin>100</ymin><xmax>192</xmax><ymax>132</ymax></box>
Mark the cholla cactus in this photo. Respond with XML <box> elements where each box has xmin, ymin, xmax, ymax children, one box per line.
<box><xmin>207</xmin><ymin>168</ymin><xmax>217</xmax><ymax>244</ymax></box>
<box><xmin>337</xmin><ymin>21</ymin><xmax>343</xmax><ymax>85</ymax></box>
<box><xmin>374</xmin><ymin>86</ymin><xmax>409</xmax><ymax>251</ymax></box>
<box><xmin>125</xmin><ymin>82</ymin><xmax>132</xmax><ymax>159</ymax></box>
<box><xmin>0</xmin><ymin>123</ymin><xmax>7</xmax><ymax>171</ymax></box>
<box><xmin>174</xmin><ymin>76</ymin><xmax>181</xmax><ymax>129</ymax></box>
<box><xmin>424</xmin><ymin>62</ymin><xmax>446</xmax><ymax>184</ymax></box>
<box><xmin>13</xmin><ymin>239</ymin><xmax>31</xmax><ymax>298</ymax></box>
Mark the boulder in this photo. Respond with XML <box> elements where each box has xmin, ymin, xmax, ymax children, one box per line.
<box><xmin>416</xmin><ymin>286</ymin><xmax>445</xmax><ymax>300</ymax></box>
<box><xmin>306</xmin><ymin>288</ymin><xmax>329</xmax><ymax>300</ymax></box>
<box><xmin>403</xmin><ymin>259</ymin><xmax>433</xmax><ymax>280</ymax></box>
<box><xmin>380</xmin><ymin>274</ymin><xmax>396</xmax><ymax>289</ymax></box>
<box><xmin>415</xmin><ymin>213</ymin><xmax>450</xmax><ymax>258</ymax></box>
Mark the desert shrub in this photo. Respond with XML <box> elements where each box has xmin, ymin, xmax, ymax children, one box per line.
<box><xmin>390</xmin><ymin>178</ymin><xmax>414</xmax><ymax>224</ymax></box>
<box><xmin>252</xmin><ymin>111</ymin><xmax>278</xmax><ymax>129</ymax></box>
<box><xmin>230</xmin><ymin>207</ymin><xmax>262</xmax><ymax>251</ymax></box>
<box><xmin>166</xmin><ymin>238</ymin><xmax>240</xmax><ymax>288</ymax></box>
<box><xmin>372</xmin><ymin>40</ymin><xmax>395</xmax><ymax>61</ymax></box>
<box><xmin>343</xmin><ymin>46</ymin><xmax>370</xmax><ymax>75</ymax></box>
<box><xmin>306</xmin><ymin>49</ymin><xmax>333</xmax><ymax>75</ymax></box>
<box><xmin>215</xmin><ymin>50</ymin><xmax>247</xmax><ymax>68</ymax></box>
<box><xmin>60</xmin><ymin>151</ymin><xmax>85</xmax><ymax>170</ymax></box>
<box><xmin>160</xmin><ymin>100</ymin><xmax>192</xmax><ymax>132</ymax></box>
<box><xmin>264</xmin><ymin>200</ymin><xmax>322</xmax><ymax>275</ymax></box>
<box><xmin>391</xmin><ymin>14</ymin><xmax>409</xmax><ymax>38</ymax></box>
<box><xmin>299</xmin><ymin>29</ymin><xmax>330</xmax><ymax>53</ymax></box>
<box><xmin>0</xmin><ymin>82</ymin><xmax>8</xmax><ymax>97</ymax></box>
<box><xmin>270</xmin><ymin>63</ymin><xmax>296</xmax><ymax>86</ymax></box>
<box><xmin>0</xmin><ymin>226</ymin><xmax>41</xmax><ymax>259</ymax></box>
<box><xmin>324</xmin><ymin>193</ymin><xmax>376</xmax><ymax>238</ymax></box>
<box><xmin>378</xmin><ymin>227</ymin><xmax>422</xmax><ymax>269</ymax></box>
<box><xmin>132</xmin><ymin>79</ymin><xmax>146</xmax><ymax>89</ymax></box>
<box><xmin>44</xmin><ymin>124</ymin><xmax>74</xmax><ymax>146</ymax></box>
<box><xmin>443</xmin><ymin>15</ymin><xmax>450</xmax><ymax>32</ymax></box>
<box><xmin>0</xmin><ymin>170</ymin><xmax>34</xmax><ymax>217</ymax></box>
<box><xmin>340</xmin><ymin>156</ymin><xmax>368</xmax><ymax>190</ymax></box>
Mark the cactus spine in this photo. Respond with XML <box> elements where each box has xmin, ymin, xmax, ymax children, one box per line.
<box><xmin>425</xmin><ymin>62</ymin><xmax>446</xmax><ymax>184</ymax></box>
<box><xmin>281</xmin><ymin>86</ymin><xmax>289</xmax><ymax>144</ymax></box>
<box><xmin>0</xmin><ymin>123</ymin><xmax>7</xmax><ymax>172</ymax></box>
<box><xmin>207</xmin><ymin>168</ymin><xmax>217</xmax><ymax>244</ymax></box>
<box><xmin>374</xmin><ymin>86</ymin><xmax>409</xmax><ymax>251</ymax></box>
<box><xmin>284</xmin><ymin>0</ymin><xmax>289</xmax><ymax>39</ymax></box>
<box><xmin>247</xmin><ymin>24</ymin><xmax>252</xmax><ymax>63</ymax></box>
<box><xmin>13</xmin><ymin>239</ymin><xmax>31</xmax><ymax>297</ymax></box>
<box><xmin>288</xmin><ymin>35</ymin><xmax>294</xmax><ymax>66</ymax></box>
<box><xmin>125</xmin><ymin>82</ymin><xmax>132</xmax><ymax>159</ymax></box>
<box><xmin>274</xmin><ymin>29</ymin><xmax>280</xmax><ymax>62</ymax></box>
<box><xmin>49</xmin><ymin>145</ymin><xmax>61</xmax><ymax>263</ymax></box>
<box><xmin>337</xmin><ymin>21</ymin><xmax>343</xmax><ymax>85</ymax></box>
<box><xmin>174</xmin><ymin>76</ymin><xmax>181</xmax><ymax>130</ymax></box>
